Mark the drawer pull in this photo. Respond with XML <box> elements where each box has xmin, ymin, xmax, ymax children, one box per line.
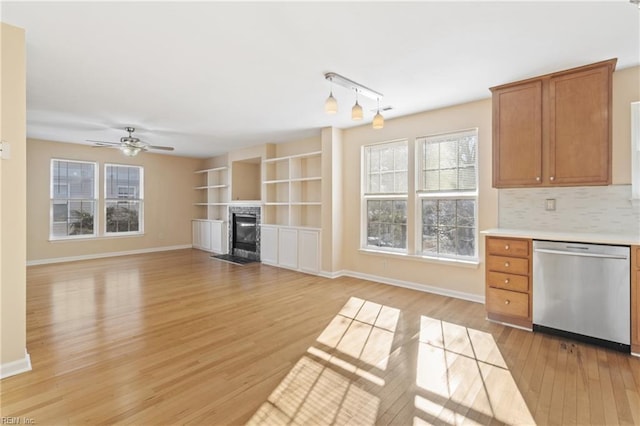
<box><xmin>550</xmin><ymin>176</ymin><xmax>555</xmax><ymax>182</ymax></box>
<box><xmin>536</xmin><ymin>176</ymin><xmax>541</xmax><ymax>182</ymax></box>
<box><xmin>504</xmin><ymin>300</ymin><xmax>510</xmax><ymax>305</ymax></box>
<box><xmin>504</xmin><ymin>262</ymin><xmax>510</xmax><ymax>267</ymax></box>
<box><xmin>504</xmin><ymin>279</ymin><xmax>510</xmax><ymax>284</ymax></box>
<box><xmin>504</xmin><ymin>244</ymin><xmax>510</xmax><ymax>250</ymax></box>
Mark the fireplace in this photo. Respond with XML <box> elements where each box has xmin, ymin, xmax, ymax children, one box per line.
<box><xmin>233</xmin><ymin>214</ymin><xmax>257</xmax><ymax>252</ymax></box>
<box><xmin>228</xmin><ymin>206</ymin><xmax>261</xmax><ymax>261</ymax></box>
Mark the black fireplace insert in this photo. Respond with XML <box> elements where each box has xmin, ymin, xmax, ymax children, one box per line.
<box><xmin>233</xmin><ymin>214</ymin><xmax>257</xmax><ymax>252</ymax></box>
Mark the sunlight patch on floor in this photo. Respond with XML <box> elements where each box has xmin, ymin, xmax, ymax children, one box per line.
<box><xmin>247</xmin><ymin>356</ymin><xmax>379</xmax><ymax>426</ymax></box>
<box><xmin>317</xmin><ymin>297</ymin><xmax>400</xmax><ymax>370</ymax></box>
<box><xmin>415</xmin><ymin>316</ymin><xmax>534</xmax><ymax>426</ymax></box>
<box><xmin>247</xmin><ymin>297</ymin><xmax>399</xmax><ymax>425</ymax></box>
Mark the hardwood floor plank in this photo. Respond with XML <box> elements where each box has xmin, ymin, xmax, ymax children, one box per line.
<box><xmin>1</xmin><ymin>249</ymin><xmax>639</xmax><ymax>425</ymax></box>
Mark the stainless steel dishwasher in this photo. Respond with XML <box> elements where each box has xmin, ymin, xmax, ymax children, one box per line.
<box><xmin>533</xmin><ymin>240</ymin><xmax>630</xmax><ymax>351</ymax></box>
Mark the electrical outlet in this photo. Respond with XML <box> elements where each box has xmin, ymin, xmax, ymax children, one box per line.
<box><xmin>545</xmin><ymin>199</ymin><xmax>556</xmax><ymax>211</ymax></box>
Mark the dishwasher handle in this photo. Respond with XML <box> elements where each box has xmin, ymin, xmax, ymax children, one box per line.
<box><xmin>534</xmin><ymin>248</ymin><xmax>628</xmax><ymax>260</ymax></box>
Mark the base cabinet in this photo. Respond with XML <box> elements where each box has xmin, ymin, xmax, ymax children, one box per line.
<box><xmin>260</xmin><ymin>226</ymin><xmax>278</xmax><ymax>264</ymax></box>
<box><xmin>192</xmin><ymin>220</ymin><xmax>227</xmax><ymax>254</ymax></box>
<box><xmin>485</xmin><ymin>236</ymin><xmax>533</xmax><ymax>329</ymax></box>
<box><xmin>632</xmin><ymin>246</ymin><xmax>640</xmax><ymax>355</ymax></box>
<box><xmin>261</xmin><ymin>225</ymin><xmax>320</xmax><ymax>275</ymax></box>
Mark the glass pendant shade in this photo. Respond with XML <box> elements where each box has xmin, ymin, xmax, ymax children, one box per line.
<box><xmin>325</xmin><ymin>91</ymin><xmax>338</xmax><ymax>114</ymax></box>
<box><xmin>121</xmin><ymin>146</ymin><xmax>141</xmax><ymax>157</ymax></box>
<box><xmin>352</xmin><ymin>100</ymin><xmax>363</xmax><ymax>120</ymax></box>
<box><xmin>373</xmin><ymin>110</ymin><xmax>384</xmax><ymax>129</ymax></box>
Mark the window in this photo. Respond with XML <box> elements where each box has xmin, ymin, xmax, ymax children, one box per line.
<box><xmin>362</xmin><ymin>141</ymin><xmax>408</xmax><ymax>251</ymax></box>
<box><xmin>50</xmin><ymin>159</ymin><xmax>97</xmax><ymax>239</ymax></box>
<box><xmin>418</xmin><ymin>130</ymin><xmax>478</xmax><ymax>260</ymax></box>
<box><xmin>105</xmin><ymin>164</ymin><xmax>143</xmax><ymax>235</ymax></box>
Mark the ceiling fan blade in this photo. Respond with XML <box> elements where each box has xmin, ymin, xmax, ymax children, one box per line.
<box><xmin>86</xmin><ymin>139</ymin><xmax>120</xmax><ymax>146</ymax></box>
<box><xmin>91</xmin><ymin>145</ymin><xmax>119</xmax><ymax>149</ymax></box>
<box><xmin>147</xmin><ymin>145</ymin><xmax>175</xmax><ymax>151</ymax></box>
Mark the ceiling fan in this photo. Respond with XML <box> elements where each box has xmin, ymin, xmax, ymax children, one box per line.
<box><xmin>87</xmin><ymin>127</ymin><xmax>175</xmax><ymax>157</ymax></box>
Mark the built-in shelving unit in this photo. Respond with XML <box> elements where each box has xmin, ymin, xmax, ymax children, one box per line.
<box><xmin>263</xmin><ymin>150</ymin><xmax>322</xmax><ymax>228</ymax></box>
<box><xmin>193</xmin><ymin>166</ymin><xmax>229</xmax><ymax>253</ymax></box>
<box><xmin>194</xmin><ymin>166</ymin><xmax>229</xmax><ymax>221</ymax></box>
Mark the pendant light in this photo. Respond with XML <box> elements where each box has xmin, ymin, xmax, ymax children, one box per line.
<box><xmin>351</xmin><ymin>90</ymin><xmax>363</xmax><ymax>121</ymax></box>
<box><xmin>324</xmin><ymin>77</ymin><xmax>338</xmax><ymax>114</ymax></box>
<box><xmin>372</xmin><ymin>98</ymin><xmax>384</xmax><ymax>129</ymax></box>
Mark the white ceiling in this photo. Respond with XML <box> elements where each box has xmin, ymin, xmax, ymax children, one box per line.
<box><xmin>2</xmin><ymin>1</ymin><xmax>639</xmax><ymax>158</ymax></box>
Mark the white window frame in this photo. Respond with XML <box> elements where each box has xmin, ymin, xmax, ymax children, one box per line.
<box><xmin>104</xmin><ymin>163</ymin><xmax>144</xmax><ymax>236</ymax></box>
<box><xmin>361</xmin><ymin>140</ymin><xmax>409</xmax><ymax>253</ymax></box>
<box><xmin>416</xmin><ymin>129</ymin><xmax>479</xmax><ymax>261</ymax></box>
<box><xmin>50</xmin><ymin>159</ymin><xmax>98</xmax><ymax>240</ymax></box>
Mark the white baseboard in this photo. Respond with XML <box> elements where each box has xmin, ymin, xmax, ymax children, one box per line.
<box><xmin>26</xmin><ymin>245</ymin><xmax>193</xmax><ymax>266</ymax></box>
<box><xmin>1</xmin><ymin>350</ymin><xmax>31</xmax><ymax>379</ymax></box>
<box><xmin>334</xmin><ymin>270</ymin><xmax>485</xmax><ymax>304</ymax></box>
<box><xmin>318</xmin><ymin>270</ymin><xmax>346</xmax><ymax>279</ymax></box>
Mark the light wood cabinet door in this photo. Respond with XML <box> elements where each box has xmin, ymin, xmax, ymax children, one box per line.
<box><xmin>632</xmin><ymin>246</ymin><xmax>640</xmax><ymax>354</ymax></box>
<box><xmin>492</xmin><ymin>81</ymin><xmax>543</xmax><ymax>187</ymax></box>
<box><xmin>486</xmin><ymin>287</ymin><xmax>529</xmax><ymax>319</ymax></box>
<box><xmin>490</xmin><ymin>59</ymin><xmax>615</xmax><ymax>188</ymax></box>
<box><xmin>548</xmin><ymin>64</ymin><xmax>612</xmax><ymax>185</ymax></box>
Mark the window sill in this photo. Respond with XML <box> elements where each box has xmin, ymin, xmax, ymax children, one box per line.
<box><xmin>358</xmin><ymin>248</ymin><xmax>479</xmax><ymax>269</ymax></box>
<box><xmin>49</xmin><ymin>233</ymin><xmax>144</xmax><ymax>242</ymax></box>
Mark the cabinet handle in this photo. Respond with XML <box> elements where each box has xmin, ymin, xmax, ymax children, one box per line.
<box><xmin>550</xmin><ymin>176</ymin><xmax>555</xmax><ymax>181</ymax></box>
<box><xmin>504</xmin><ymin>262</ymin><xmax>510</xmax><ymax>267</ymax></box>
<box><xmin>504</xmin><ymin>300</ymin><xmax>511</xmax><ymax>305</ymax></box>
<box><xmin>536</xmin><ymin>176</ymin><xmax>541</xmax><ymax>182</ymax></box>
<box><xmin>505</xmin><ymin>244</ymin><xmax>510</xmax><ymax>250</ymax></box>
<box><xmin>504</xmin><ymin>279</ymin><xmax>510</xmax><ymax>284</ymax></box>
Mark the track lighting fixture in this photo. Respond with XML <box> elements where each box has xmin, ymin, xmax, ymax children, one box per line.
<box><xmin>324</xmin><ymin>76</ymin><xmax>338</xmax><ymax>114</ymax></box>
<box><xmin>373</xmin><ymin>98</ymin><xmax>384</xmax><ymax>129</ymax></box>
<box><xmin>324</xmin><ymin>72</ymin><xmax>385</xmax><ymax>129</ymax></box>
<box><xmin>352</xmin><ymin>91</ymin><xmax>363</xmax><ymax>121</ymax></box>
<box><xmin>325</xmin><ymin>91</ymin><xmax>338</xmax><ymax>114</ymax></box>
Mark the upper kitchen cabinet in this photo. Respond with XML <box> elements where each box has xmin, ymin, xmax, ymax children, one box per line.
<box><xmin>491</xmin><ymin>59</ymin><xmax>616</xmax><ymax>188</ymax></box>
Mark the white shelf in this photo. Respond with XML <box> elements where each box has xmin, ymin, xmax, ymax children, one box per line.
<box><xmin>263</xmin><ymin>150</ymin><xmax>322</xmax><ymax>163</ymax></box>
<box><xmin>193</xmin><ymin>166</ymin><xmax>230</xmax><ymax>222</ymax></box>
<box><xmin>290</xmin><ymin>176</ymin><xmax>321</xmax><ymax>182</ymax></box>
<box><xmin>195</xmin><ymin>166</ymin><xmax>228</xmax><ymax>174</ymax></box>
<box><xmin>262</xmin><ymin>149</ymin><xmax>322</xmax><ymax>228</ymax></box>
<box><xmin>194</xmin><ymin>184</ymin><xmax>229</xmax><ymax>190</ymax></box>
<box><xmin>264</xmin><ymin>179</ymin><xmax>290</xmax><ymax>184</ymax></box>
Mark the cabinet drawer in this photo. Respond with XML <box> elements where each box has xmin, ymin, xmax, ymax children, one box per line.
<box><xmin>487</xmin><ymin>287</ymin><xmax>529</xmax><ymax>319</ymax></box>
<box><xmin>487</xmin><ymin>271</ymin><xmax>529</xmax><ymax>293</ymax></box>
<box><xmin>635</xmin><ymin>247</ymin><xmax>640</xmax><ymax>269</ymax></box>
<box><xmin>487</xmin><ymin>255</ymin><xmax>529</xmax><ymax>275</ymax></box>
<box><xmin>487</xmin><ymin>238</ymin><xmax>529</xmax><ymax>257</ymax></box>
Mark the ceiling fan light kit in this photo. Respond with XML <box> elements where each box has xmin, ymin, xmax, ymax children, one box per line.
<box><xmin>87</xmin><ymin>127</ymin><xmax>175</xmax><ymax>156</ymax></box>
<box><xmin>324</xmin><ymin>72</ymin><xmax>385</xmax><ymax>129</ymax></box>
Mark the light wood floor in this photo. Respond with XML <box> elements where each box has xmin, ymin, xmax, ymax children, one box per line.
<box><xmin>1</xmin><ymin>249</ymin><xmax>639</xmax><ymax>425</ymax></box>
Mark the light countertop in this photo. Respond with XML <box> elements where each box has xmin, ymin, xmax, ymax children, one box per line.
<box><xmin>481</xmin><ymin>228</ymin><xmax>640</xmax><ymax>246</ymax></box>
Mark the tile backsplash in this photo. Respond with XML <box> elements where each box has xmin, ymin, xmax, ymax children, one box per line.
<box><xmin>499</xmin><ymin>185</ymin><xmax>640</xmax><ymax>236</ymax></box>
